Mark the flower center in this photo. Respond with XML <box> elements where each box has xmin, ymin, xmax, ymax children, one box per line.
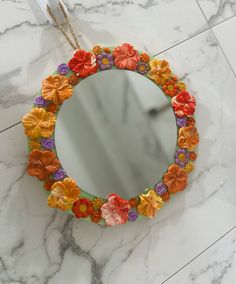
<box><xmin>139</xmin><ymin>65</ymin><xmax>145</xmax><ymax>71</ymax></box>
<box><xmin>178</xmin><ymin>154</ymin><xmax>186</xmax><ymax>161</ymax></box>
<box><xmin>79</xmin><ymin>204</ymin><xmax>87</xmax><ymax>213</ymax></box>
<box><xmin>102</xmin><ymin>58</ymin><xmax>109</xmax><ymax>65</ymax></box>
<box><xmin>168</xmin><ymin>85</ymin><xmax>174</xmax><ymax>91</ymax></box>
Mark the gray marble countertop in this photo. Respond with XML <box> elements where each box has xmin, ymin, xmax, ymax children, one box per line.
<box><xmin>0</xmin><ymin>0</ymin><xmax>236</xmax><ymax>283</ymax></box>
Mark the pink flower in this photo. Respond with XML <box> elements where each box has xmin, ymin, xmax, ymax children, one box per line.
<box><xmin>112</xmin><ymin>43</ymin><xmax>140</xmax><ymax>70</ymax></box>
<box><xmin>101</xmin><ymin>194</ymin><xmax>130</xmax><ymax>226</ymax></box>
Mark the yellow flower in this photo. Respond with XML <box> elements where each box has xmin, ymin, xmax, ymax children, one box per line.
<box><xmin>48</xmin><ymin>178</ymin><xmax>80</xmax><ymax>211</ymax></box>
<box><xmin>22</xmin><ymin>108</ymin><xmax>56</xmax><ymax>139</ymax></box>
<box><xmin>137</xmin><ymin>189</ymin><xmax>163</xmax><ymax>218</ymax></box>
<box><xmin>42</xmin><ymin>75</ymin><xmax>73</xmax><ymax>104</ymax></box>
<box><xmin>92</xmin><ymin>197</ymin><xmax>104</xmax><ymax>210</ymax></box>
<box><xmin>177</xmin><ymin>81</ymin><xmax>186</xmax><ymax>90</ymax></box>
<box><xmin>29</xmin><ymin>139</ymin><xmax>41</xmax><ymax>150</ymax></box>
<box><xmin>184</xmin><ymin>162</ymin><xmax>194</xmax><ymax>173</ymax></box>
<box><xmin>148</xmin><ymin>59</ymin><xmax>171</xmax><ymax>86</ymax></box>
<box><xmin>92</xmin><ymin>45</ymin><xmax>102</xmax><ymax>55</ymax></box>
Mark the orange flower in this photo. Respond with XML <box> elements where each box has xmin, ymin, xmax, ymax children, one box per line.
<box><xmin>140</xmin><ymin>53</ymin><xmax>150</xmax><ymax>63</ymax></box>
<box><xmin>42</xmin><ymin>75</ymin><xmax>73</xmax><ymax>104</ymax></box>
<box><xmin>162</xmin><ymin>77</ymin><xmax>179</xmax><ymax>97</ymax></box>
<box><xmin>161</xmin><ymin>191</ymin><xmax>170</xmax><ymax>202</ymax></box>
<box><xmin>22</xmin><ymin>108</ymin><xmax>56</xmax><ymax>139</ymax></box>
<box><xmin>103</xmin><ymin>47</ymin><xmax>111</xmax><ymax>53</ymax></box>
<box><xmin>29</xmin><ymin>139</ymin><xmax>41</xmax><ymax>150</ymax></box>
<box><xmin>68</xmin><ymin>73</ymin><xmax>80</xmax><ymax>85</ymax></box>
<box><xmin>27</xmin><ymin>149</ymin><xmax>60</xmax><ymax>180</ymax></box>
<box><xmin>178</xmin><ymin>126</ymin><xmax>199</xmax><ymax>151</ymax></box>
<box><xmin>128</xmin><ymin>197</ymin><xmax>138</xmax><ymax>208</ymax></box>
<box><xmin>187</xmin><ymin>117</ymin><xmax>195</xmax><ymax>126</ymax></box>
<box><xmin>112</xmin><ymin>43</ymin><xmax>140</xmax><ymax>70</ymax></box>
<box><xmin>72</xmin><ymin>198</ymin><xmax>93</xmax><ymax>218</ymax></box>
<box><xmin>189</xmin><ymin>151</ymin><xmax>197</xmax><ymax>161</ymax></box>
<box><xmin>47</xmin><ymin>103</ymin><xmax>58</xmax><ymax>113</ymax></box>
<box><xmin>137</xmin><ymin>190</ymin><xmax>163</xmax><ymax>218</ymax></box>
<box><xmin>48</xmin><ymin>178</ymin><xmax>80</xmax><ymax>211</ymax></box>
<box><xmin>43</xmin><ymin>179</ymin><xmax>55</xmax><ymax>191</ymax></box>
<box><xmin>148</xmin><ymin>59</ymin><xmax>171</xmax><ymax>85</ymax></box>
<box><xmin>90</xmin><ymin>210</ymin><xmax>102</xmax><ymax>223</ymax></box>
<box><xmin>163</xmin><ymin>164</ymin><xmax>187</xmax><ymax>194</ymax></box>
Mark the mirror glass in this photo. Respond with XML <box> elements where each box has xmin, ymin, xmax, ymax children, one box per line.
<box><xmin>55</xmin><ymin>70</ymin><xmax>177</xmax><ymax>199</ymax></box>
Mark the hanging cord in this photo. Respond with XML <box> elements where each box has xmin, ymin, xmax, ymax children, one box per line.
<box><xmin>46</xmin><ymin>2</ymin><xmax>80</xmax><ymax>50</ymax></box>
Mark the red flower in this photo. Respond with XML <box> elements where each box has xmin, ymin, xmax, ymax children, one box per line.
<box><xmin>72</xmin><ymin>198</ymin><xmax>93</xmax><ymax>218</ymax></box>
<box><xmin>172</xmin><ymin>91</ymin><xmax>196</xmax><ymax>117</ymax></box>
<box><xmin>112</xmin><ymin>43</ymin><xmax>140</xmax><ymax>70</ymax></box>
<box><xmin>68</xmin><ymin>49</ymin><xmax>98</xmax><ymax>78</ymax></box>
<box><xmin>101</xmin><ymin>193</ymin><xmax>130</xmax><ymax>226</ymax></box>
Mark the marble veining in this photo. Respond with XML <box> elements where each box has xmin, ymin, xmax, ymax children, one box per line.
<box><xmin>0</xmin><ymin>0</ymin><xmax>236</xmax><ymax>283</ymax></box>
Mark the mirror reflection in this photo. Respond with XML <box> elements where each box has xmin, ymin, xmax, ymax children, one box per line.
<box><xmin>55</xmin><ymin>70</ymin><xmax>177</xmax><ymax>199</ymax></box>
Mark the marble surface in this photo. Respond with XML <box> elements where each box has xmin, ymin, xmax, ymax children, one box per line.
<box><xmin>0</xmin><ymin>1</ymin><xmax>236</xmax><ymax>284</ymax></box>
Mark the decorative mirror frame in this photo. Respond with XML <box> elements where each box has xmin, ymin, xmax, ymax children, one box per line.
<box><xmin>22</xmin><ymin>43</ymin><xmax>199</xmax><ymax>226</ymax></box>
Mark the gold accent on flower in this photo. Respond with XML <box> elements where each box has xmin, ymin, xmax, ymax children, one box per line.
<box><xmin>184</xmin><ymin>162</ymin><xmax>194</xmax><ymax>173</ymax></box>
<box><xmin>177</xmin><ymin>81</ymin><xmax>186</xmax><ymax>90</ymax></box>
<box><xmin>92</xmin><ymin>45</ymin><xmax>102</xmax><ymax>55</ymax></box>
<box><xmin>92</xmin><ymin>197</ymin><xmax>104</xmax><ymax>210</ymax></box>
<box><xmin>22</xmin><ymin>108</ymin><xmax>56</xmax><ymax>139</ymax></box>
<box><xmin>178</xmin><ymin>126</ymin><xmax>199</xmax><ymax>151</ymax></box>
<box><xmin>48</xmin><ymin>178</ymin><xmax>80</xmax><ymax>211</ymax></box>
<box><xmin>148</xmin><ymin>59</ymin><xmax>171</xmax><ymax>86</ymax></box>
<box><xmin>137</xmin><ymin>189</ymin><xmax>163</xmax><ymax>218</ymax></box>
<box><xmin>42</xmin><ymin>75</ymin><xmax>73</xmax><ymax>104</ymax></box>
<box><xmin>29</xmin><ymin>139</ymin><xmax>41</xmax><ymax>150</ymax></box>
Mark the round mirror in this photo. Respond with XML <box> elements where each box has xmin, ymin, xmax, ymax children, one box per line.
<box><xmin>55</xmin><ymin>70</ymin><xmax>177</xmax><ymax>199</ymax></box>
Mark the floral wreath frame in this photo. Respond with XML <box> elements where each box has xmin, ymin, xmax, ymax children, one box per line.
<box><xmin>22</xmin><ymin>43</ymin><xmax>199</xmax><ymax>226</ymax></box>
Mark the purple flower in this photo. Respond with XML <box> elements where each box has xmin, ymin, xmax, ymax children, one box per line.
<box><xmin>58</xmin><ymin>63</ymin><xmax>69</xmax><ymax>75</ymax></box>
<box><xmin>97</xmin><ymin>52</ymin><xmax>114</xmax><ymax>70</ymax></box>
<box><xmin>41</xmin><ymin>138</ymin><xmax>55</xmax><ymax>150</ymax></box>
<box><xmin>34</xmin><ymin>96</ymin><xmax>47</xmax><ymax>107</ymax></box>
<box><xmin>53</xmin><ymin>168</ymin><xmax>67</xmax><ymax>181</ymax></box>
<box><xmin>136</xmin><ymin>61</ymin><xmax>149</xmax><ymax>75</ymax></box>
<box><xmin>176</xmin><ymin>117</ymin><xmax>187</xmax><ymax>128</ymax></box>
<box><xmin>154</xmin><ymin>183</ymin><xmax>167</xmax><ymax>195</ymax></box>
<box><xmin>175</xmin><ymin>148</ymin><xmax>189</xmax><ymax>168</ymax></box>
<box><xmin>128</xmin><ymin>209</ymin><xmax>138</xmax><ymax>222</ymax></box>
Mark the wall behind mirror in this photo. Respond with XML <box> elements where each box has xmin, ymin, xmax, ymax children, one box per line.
<box><xmin>55</xmin><ymin>70</ymin><xmax>177</xmax><ymax>199</ymax></box>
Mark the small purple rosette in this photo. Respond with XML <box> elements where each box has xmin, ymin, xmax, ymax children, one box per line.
<box><xmin>34</xmin><ymin>96</ymin><xmax>47</xmax><ymax>107</ymax></box>
<box><xmin>41</xmin><ymin>138</ymin><xmax>55</xmax><ymax>150</ymax></box>
<box><xmin>53</xmin><ymin>168</ymin><xmax>67</xmax><ymax>181</ymax></box>
<box><xmin>128</xmin><ymin>209</ymin><xmax>138</xmax><ymax>222</ymax></box>
<box><xmin>57</xmin><ymin>63</ymin><xmax>69</xmax><ymax>75</ymax></box>
<box><xmin>154</xmin><ymin>183</ymin><xmax>167</xmax><ymax>195</ymax></box>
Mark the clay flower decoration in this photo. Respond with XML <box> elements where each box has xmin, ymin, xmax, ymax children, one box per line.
<box><xmin>72</xmin><ymin>198</ymin><xmax>93</xmax><ymax>218</ymax></box>
<box><xmin>175</xmin><ymin>148</ymin><xmax>190</xmax><ymax>168</ymax></box>
<box><xmin>22</xmin><ymin>108</ymin><xmax>56</xmax><ymax>139</ymax></box>
<box><xmin>137</xmin><ymin>189</ymin><xmax>163</xmax><ymax>218</ymax></box>
<box><xmin>48</xmin><ymin>178</ymin><xmax>80</xmax><ymax>211</ymax></box>
<box><xmin>68</xmin><ymin>49</ymin><xmax>98</xmax><ymax>78</ymax></box>
<box><xmin>163</xmin><ymin>164</ymin><xmax>187</xmax><ymax>194</ymax></box>
<box><xmin>112</xmin><ymin>43</ymin><xmax>140</xmax><ymax>70</ymax></box>
<box><xmin>162</xmin><ymin>77</ymin><xmax>180</xmax><ymax>97</ymax></box>
<box><xmin>97</xmin><ymin>52</ymin><xmax>114</xmax><ymax>70</ymax></box>
<box><xmin>178</xmin><ymin>126</ymin><xmax>199</xmax><ymax>151</ymax></box>
<box><xmin>27</xmin><ymin>149</ymin><xmax>60</xmax><ymax>180</ymax></box>
<box><xmin>172</xmin><ymin>91</ymin><xmax>196</xmax><ymax>117</ymax></box>
<box><xmin>148</xmin><ymin>59</ymin><xmax>171</xmax><ymax>85</ymax></box>
<box><xmin>42</xmin><ymin>75</ymin><xmax>73</xmax><ymax>105</ymax></box>
<box><xmin>101</xmin><ymin>193</ymin><xmax>130</xmax><ymax>226</ymax></box>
